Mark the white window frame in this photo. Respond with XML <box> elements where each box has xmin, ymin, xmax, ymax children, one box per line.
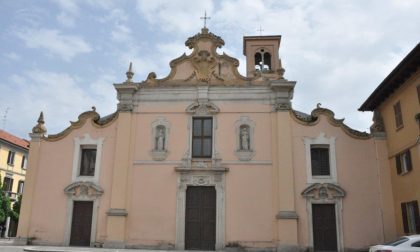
<box><xmin>304</xmin><ymin>133</ymin><xmax>337</xmax><ymax>184</ymax></box>
<box><xmin>398</xmin><ymin>151</ymin><xmax>411</xmax><ymax>175</ymax></box>
<box><xmin>21</xmin><ymin>155</ymin><xmax>27</xmax><ymax>169</ymax></box>
<box><xmin>72</xmin><ymin>133</ymin><xmax>104</xmax><ymax>183</ymax></box>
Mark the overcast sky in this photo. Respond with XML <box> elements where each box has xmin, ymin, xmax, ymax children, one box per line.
<box><xmin>1</xmin><ymin>0</ymin><xmax>419</xmax><ymax>139</ymax></box>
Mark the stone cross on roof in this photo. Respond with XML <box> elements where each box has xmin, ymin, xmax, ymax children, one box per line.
<box><xmin>257</xmin><ymin>25</ymin><xmax>264</xmax><ymax>36</ymax></box>
<box><xmin>200</xmin><ymin>11</ymin><xmax>211</xmax><ymax>28</ymax></box>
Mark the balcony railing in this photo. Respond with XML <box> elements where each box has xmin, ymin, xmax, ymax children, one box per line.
<box><xmin>5</xmin><ymin>191</ymin><xmax>20</xmax><ymax>201</ymax></box>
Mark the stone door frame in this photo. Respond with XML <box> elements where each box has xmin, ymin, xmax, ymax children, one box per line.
<box><xmin>175</xmin><ymin>170</ymin><xmax>226</xmax><ymax>250</ymax></box>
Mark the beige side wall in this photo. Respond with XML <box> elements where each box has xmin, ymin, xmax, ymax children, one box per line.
<box><xmin>291</xmin><ymin>115</ymin><xmax>394</xmax><ymax>250</ymax></box>
<box><xmin>378</xmin><ymin>70</ymin><xmax>420</xmax><ymax>236</ymax></box>
<box><xmin>0</xmin><ymin>143</ymin><xmax>27</xmax><ymax>196</ymax></box>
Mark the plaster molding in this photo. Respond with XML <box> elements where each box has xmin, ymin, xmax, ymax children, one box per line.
<box><xmin>44</xmin><ymin>110</ymin><xmax>118</xmax><ymax>142</ymax></box>
<box><xmin>276</xmin><ymin>211</ymin><xmax>299</xmax><ymax>220</ymax></box>
<box><xmin>186</xmin><ymin>101</ymin><xmax>220</xmax><ymax>115</ymax></box>
<box><xmin>106</xmin><ymin>208</ymin><xmax>128</xmax><ymax>217</ymax></box>
<box><xmin>174</xmin><ymin>167</ymin><xmax>228</xmax><ymax>250</ymax></box>
<box><xmin>302</xmin><ymin>183</ymin><xmax>345</xmax><ymax>252</ymax></box>
<box><xmin>291</xmin><ymin>105</ymin><xmax>371</xmax><ymax>140</ymax></box>
<box><xmin>303</xmin><ymin>133</ymin><xmax>337</xmax><ymax>184</ymax></box>
<box><xmin>63</xmin><ymin>181</ymin><xmax>103</xmax><ymax>247</ymax></box>
<box><xmin>71</xmin><ymin>133</ymin><xmax>104</xmax><ymax>183</ymax></box>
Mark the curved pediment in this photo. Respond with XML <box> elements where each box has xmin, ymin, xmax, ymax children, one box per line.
<box><xmin>142</xmin><ymin>28</ymin><xmax>253</xmax><ymax>86</ymax></box>
<box><xmin>186</xmin><ymin>101</ymin><xmax>220</xmax><ymax>115</ymax></box>
<box><xmin>301</xmin><ymin>183</ymin><xmax>346</xmax><ymax>200</ymax></box>
<box><xmin>44</xmin><ymin>108</ymin><xmax>118</xmax><ymax>142</ymax></box>
<box><xmin>291</xmin><ymin>104</ymin><xmax>371</xmax><ymax>139</ymax></box>
<box><xmin>64</xmin><ymin>181</ymin><xmax>104</xmax><ymax>198</ymax></box>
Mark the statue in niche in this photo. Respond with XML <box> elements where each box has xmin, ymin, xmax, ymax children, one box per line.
<box><xmin>240</xmin><ymin>126</ymin><xmax>250</xmax><ymax>150</ymax></box>
<box><xmin>155</xmin><ymin>126</ymin><xmax>165</xmax><ymax>151</ymax></box>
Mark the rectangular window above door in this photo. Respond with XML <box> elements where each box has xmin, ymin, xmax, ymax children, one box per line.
<box><xmin>192</xmin><ymin>118</ymin><xmax>212</xmax><ymax>158</ymax></box>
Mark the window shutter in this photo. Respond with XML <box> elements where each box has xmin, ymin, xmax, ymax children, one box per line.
<box><xmin>396</xmin><ymin>155</ymin><xmax>402</xmax><ymax>175</ymax></box>
<box><xmin>413</xmin><ymin>201</ymin><xmax>420</xmax><ymax>234</ymax></box>
<box><xmin>402</xmin><ymin>203</ymin><xmax>409</xmax><ymax>233</ymax></box>
<box><xmin>406</xmin><ymin>150</ymin><xmax>413</xmax><ymax>172</ymax></box>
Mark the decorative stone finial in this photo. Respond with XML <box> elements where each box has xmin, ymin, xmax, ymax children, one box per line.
<box><xmin>316</xmin><ymin>103</ymin><xmax>322</xmax><ymax>108</ymax></box>
<box><xmin>92</xmin><ymin>106</ymin><xmax>96</xmax><ymax>112</ymax></box>
<box><xmin>126</xmin><ymin>62</ymin><xmax>134</xmax><ymax>82</ymax></box>
<box><xmin>370</xmin><ymin>110</ymin><xmax>385</xmax><ymax>133</ymax></box>
<box><xmin>32</xmin><ymin>111</ymin><xmax>47</xmax><ymax>134</ymax></box>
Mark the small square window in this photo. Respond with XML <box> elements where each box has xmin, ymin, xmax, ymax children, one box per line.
<box><xmin>79</xmin><ymin>148</ymin><xmax>97</xmax><ymax>176</ymax></box>
<box><xmin>396</xmin><ymin>149</ymin><xmax>412</xmax><ymax>175</ymax></box>
<box><xmin>310</xmin><ymin>145</ymin><xmax>330</xmax><ymax>176</ymax></box>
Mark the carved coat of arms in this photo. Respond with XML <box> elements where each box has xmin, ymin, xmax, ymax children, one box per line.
<box><xmin>192</xmin><ymin>50</ymin><xmax>217</xmax><ymax>82</ymax></box>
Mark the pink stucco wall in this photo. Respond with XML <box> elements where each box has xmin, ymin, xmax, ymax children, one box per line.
<box><xmin>25</xmin><ymin>106</ymin><xmax>392</xmax><ymax>250</ymax></box>
<box><xmin>292</xmin><ymin>115</ymin><xmax>387</xmax><ymax>250</ymax></box>
<box><xmin>28</xmin><ymin>121</ymin><xmax>117</xmax><ymax>245</ymax></box>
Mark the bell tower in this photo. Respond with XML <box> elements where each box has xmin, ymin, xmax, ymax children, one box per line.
<box><xmin>243</xmin><ymin>35</ymin><xmax>285</xmax><ymax>78</ymax></box>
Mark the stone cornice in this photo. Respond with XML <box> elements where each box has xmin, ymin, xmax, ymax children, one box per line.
<box><xmin>291</xmin><ymin>105</ymin><xmax>371</xmax><ymax>140</ymax></box>
<box><xmin>43</xmin><ymin>110</ymin><xmax>118</xmax><ymax>142</ymax></box>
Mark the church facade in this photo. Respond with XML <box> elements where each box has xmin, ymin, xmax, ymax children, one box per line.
<box><xmin>17</xmin><ymin>28</ymin><xmax>396</xmax><ymax>251</ymax></box>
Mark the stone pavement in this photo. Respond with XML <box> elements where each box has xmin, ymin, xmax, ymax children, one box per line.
<box><xmin>0</xmin><ymin>239</ymin><xmax>215</xmax><ymax>252</ymax></box>
<box><xmin>0</xmin><ymin>245</ymin><xmax>202</xmax><ymax>252</ymax></box>
<box><xmin>0</xmin><ymin>239</ymin><xmax>218</xmax><ymax>252</ymax></box>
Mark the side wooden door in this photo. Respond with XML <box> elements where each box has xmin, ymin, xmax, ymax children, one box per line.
<box><xmin>70</xmin><ymin>201</ymin><xmax>93</xmax><ymax>246</ymax></box>
<box><xmin>312</xmin><ymin>204</ymin><xmax>338</xmax><ymax>252</ymax></box>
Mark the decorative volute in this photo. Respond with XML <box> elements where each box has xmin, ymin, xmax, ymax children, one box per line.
<box><xmin>142</xmin><ymin>28</ymin><xmax>250</xmax><ymax>86</ymax></box>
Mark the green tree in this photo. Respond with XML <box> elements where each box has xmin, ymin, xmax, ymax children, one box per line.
<box><xmin>0</xmin><ymin>176</ymin><xmax>12</xmax><ymax>224</ymax></box>
<box><xmin>11</xmin><ymin>195</ymin><xmax>21</xmax><ymax>222</ymax></box>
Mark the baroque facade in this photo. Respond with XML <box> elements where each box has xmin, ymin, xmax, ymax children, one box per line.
<box><xmin>17</xmin><ymin>28</ymin><xmax>397</xmax><ymax>251</ymax></box>
<box><xmin>360</xmin><ymin>43</ymin><xmax>420</xmax><ymax>237</ymax></box>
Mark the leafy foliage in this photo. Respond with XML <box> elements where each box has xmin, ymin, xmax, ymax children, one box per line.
<box><xmin>11</xmin><ymin>195</ymin><xmax>21</xmax><ymax>222</ymax></box>
<box><xmin>0</xmin><ymin>180</ymin><xmax>12</xmax><ymax>224</ymax></box>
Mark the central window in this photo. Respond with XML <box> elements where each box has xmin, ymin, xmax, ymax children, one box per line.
<box><xmin>311</xmin><ymin>145</ymin><xmax>330</xmax><ymax>176</ymax></box>
<box><xmin>79</xmin><ymin>148</ymin><xmax>97</xmax><ymax>176</ymax></box>
<box><xmin>192</xmin><ymin>118</ymin><xmax>212</xmax><ymax>158</ymax></box>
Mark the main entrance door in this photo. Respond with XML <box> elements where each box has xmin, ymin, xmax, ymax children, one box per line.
<box><xmin>312</xmin><ymin>204</ymin><xmax>338</xmax><ymax>252</ymax></box>
<box><xmin>185</xmin><ymin>186</ymin><xmax>216</xmax><ymax>250</ymax></box>
<box><xmin>70</xmin><ymin>201</ymin><xmax>93</xmax><ymax>246</ymax></box>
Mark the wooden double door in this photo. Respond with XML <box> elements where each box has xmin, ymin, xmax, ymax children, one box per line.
<box><xmin>70</xmin><ymin>201</ymin><xmax>93</xmax><ymax>247</ymax></box>
<box><xmin>185</xmin><ymin>186</ymin><xmax>216</xmax><ymax>250</ymax></box>
<box><xmin>312</xmin><ymin>204</ymin><xmax>338</xmax><ymax>252</ymax></box>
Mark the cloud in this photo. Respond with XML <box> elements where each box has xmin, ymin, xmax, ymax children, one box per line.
<box><xmin>52</xmin><ymin>0</ymin><xmax>79</xmax><ymax>14</ymax></box>
<box><xmin>57</xmin><ymin>11</ymin><xmax>76</xmax><ymax>27</ymax></box>
<box><xmin>111</xmin><ymin>24</ymin><xmax>132</xmax><ymax>42</ymax></box>
<box><xmin>4</xmin><ymin>52</ymin><xmax>21</xmax><ymax>61</ymax></box>
<box><xmin>15</xmin><ymin>28</ymin><xmax>92</xmax><ymax>61</ymax></box>
<box><xmin>136</xmin><ymin>0</ymin><xmax>214</xmax><ymax>34</ymax></box>
<box><xmin>2</xmin><ymin>69</ymin><xmax>117</xmax><ymax>137</ymax></box>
